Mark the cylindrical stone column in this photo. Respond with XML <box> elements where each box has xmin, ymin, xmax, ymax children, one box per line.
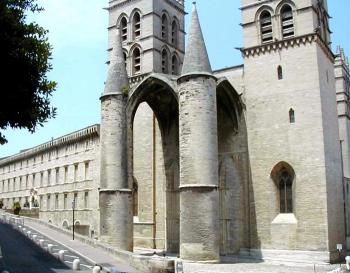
<box><xmin>178</xmin><ymin>75</ymin><xmax>220</xmax><ymax>262</ymax></box>
<box><xmin>99</xmin><ymin>95</ymin><xmax>133</xmax><ymax>251</ymax></box>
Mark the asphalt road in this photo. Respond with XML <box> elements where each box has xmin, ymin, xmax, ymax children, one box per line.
<box><xmin>0</xmin><ymin>222</ymin><xmax>89</xmax><ymax>273</ymax></box>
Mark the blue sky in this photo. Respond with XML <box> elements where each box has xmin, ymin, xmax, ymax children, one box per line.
<box><xmin>1</xmin><ymin>0</ymin><xmax>349</xmax><ymax>158</ymax></box>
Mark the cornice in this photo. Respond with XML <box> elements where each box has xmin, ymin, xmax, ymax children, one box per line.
<box><xmin>241</xmin><ymin>33</ymin><xmax>334</xmax><ymax>62</ymax></box>
<box><xmin>0</xmin><ymin>125</ymin><xmax>100</xmax><ymax>166</ymax></box>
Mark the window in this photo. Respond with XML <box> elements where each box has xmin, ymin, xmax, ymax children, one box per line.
<box><xmin>84</xmin><ymin>192</ymin><xmax>89</xmax><ymax>208</ymax></box>
<box><xmin>171</xmin><ymin>20</ymin><xmax>178</xmax><ymax>46</ymax></box>
<box><xmin>278</xmin><ymin>65</ymin><xmax>283</xmax><ymax>80</ymax></box>
<box><xmin>55</xmin><ymin>194</ymin><xmax>59</xmax><ymax>210</ymax></box>
<box><xmin>19</xmin><ymin>176</ymin><xmax>22</xmax><ymax>190</ymax></box>
<box><xmin>74</xmin><ymin>193</ymin><xmax>78</xmax><ymax>208</ymax></box>
<box><xmin>64</xmin><ymin>166</ymin><xmax>68</xmax><ymax>183</ymax></box>
<box><xmin>40</xmin><ymin>196</ymin><xmax>43</xmax><ymax>208</ymax></box>
<box><xmin>172</xmin><ymin>54</ymin><xmax>179</xmax><ymax>75</ymax></box>
<box><xmin>55</xmin><ymin>168</ymin><xmax>59</xmax><ymax>184</ymax></box>
<box><xmin>162</xmin><ymin>14</ymin><xmax>168</xmax><ymax>41</ymax></box>
<box><xmin>260</xmin><ymin>10</ymin><xmax>273</xmax><ymax>43</ymax></box>
<box><xmin>162</xmin><ymin>49</ymin><xmax>169</xmax><ymax>74</ymax></box>
<box><xmin>133</xmin><ymin>12</ymin><xmax>141</xmax><ymax>39</ymax></box>
<box><xmin>271</xmin><ymin>163</ymin><xmax>295</xmax><ymax>214</ymax></box>
<box><xmin>120</xmin><ymin>16</ymin><xmax>128</xmax><ymax>41</ymax></box>
<box><xmin>123</xmin><ymin>51</ymin><xmax>127</xmax><ymax>69</ymax></box>
<box><xmin>47</xmin><ymin>195</ymin><xmax>51</xmax><ymax>210</ymax></box>
<box><xmin>289</xmin><ymin>108</ymin><xmax>295</xmax><ymax>123</ymax></box>
<box><xmin>278</xmin><ymin>168</ymin><xmax>293</xmax><ymax>213</ymax></box>
<box><xmin>48</xmin><ymin>169</ymin><xmax>51</xmax><ymax>185</ymax></box>
<box><xmin>40</xmin><ymin>172</ymin><xmax>43</xmax><ymax>187</ymax></box>
<box><xmin>84</xmin><ymin>162</ymin><xmax>89</xmax><ymax>180</ymax></box>
<box><xmin>74</xmin><ymin>164</ymin><xmax>78</xmax><ymax>181</ymax></box>
<box><xmin>281</xmin><ymin>5</ymin><xmax>294</xmax><ymax>38</ymax></box>
<box><xmin>64</xmin><ymin>194</ymin><xmax>67</xmax><ymax>210</ymax></box>
<box><xmin>132</xmin><ymin>47</ymin><xmax>141</xmax><ymax>75</ymax></box>
<box><xmin>133</xmin><ymin>178</ymin><xmax>138</xmax><ymax>216</ymax></box>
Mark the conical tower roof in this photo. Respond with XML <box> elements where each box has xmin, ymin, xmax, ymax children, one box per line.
<box><xmin>181</xmin><ymin>2</ymin><xmax>212</xmax><ymax>76</ymax></box>
<box><xmin>103</xmin><ymin>28</ymin><xmax>129</xmax><ymax>96</ymax></box>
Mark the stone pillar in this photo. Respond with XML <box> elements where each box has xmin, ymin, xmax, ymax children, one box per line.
<box><xmin>178</xmin><ymin>75</ymin><xmax>220</xmax><ymax>261</ymax></box>
<box><xmin>99</xmin><ymin>94</ymin><xmax>133</xmax><ymax>251</ymax></box>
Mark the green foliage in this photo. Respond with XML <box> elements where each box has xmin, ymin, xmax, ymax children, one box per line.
<box><xmin>121</xmin><ymin>85</ymin><xmax>130</xmax><ymax>96</ymax></box>
<box><xmin>0</xmin><ymin>199</ymin><xmax>3</xmax><ymax>209</ymax></box>
<box><xmin>13</xmin><ymin>201</ymin><xmax>21</xmax><ymax>215</ymax></box>
<box><xmin>0</xmin><ymin>0</ymin><xmax>57</xmax><ymax>144</ymax></box>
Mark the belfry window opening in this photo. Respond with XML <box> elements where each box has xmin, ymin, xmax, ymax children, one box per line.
<box><xmin>162</xmin><ymin>14</ymin><xmax>168</xmax><ymax>41</ymax></box>
<box><xmin>133</xmin><ymin>47</ymin><xmax>141</xmax><ymax>75</ymax></box>
<box><xmin>281</xmin><ymin>5</ymin><xmax>294</xmax><ymax>38</ymax></box>
<box><xmin>120</xmin><ymin>17</ymin><xmax>128</xmax><ymax>41</ymax></box>
<box><xmin>260</xmin><ymin>10</ymin><xmax>273</xmax><ymax>43</ymax></box>
<box><xmin>133</xmin><ymin>12</ymin><xmax>141</xmax><ymax>39</ymax></box>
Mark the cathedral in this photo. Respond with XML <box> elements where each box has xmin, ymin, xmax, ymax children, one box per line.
<box><xmin>0</xmin><ymin>0</ymin><xmax>350</xmax><ymax>264</ymax></box>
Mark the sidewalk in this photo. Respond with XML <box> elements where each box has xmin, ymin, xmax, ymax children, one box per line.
<box><xmin>23</xmin><ymin>220</ymin><xmax>143</xmax><ymax>273</ymax></box>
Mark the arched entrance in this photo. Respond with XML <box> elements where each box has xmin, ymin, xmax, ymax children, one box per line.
<box><xmin>127</xmin><ymin>75</ymin><xmax>180</xmax><ymax>253</ymax></box>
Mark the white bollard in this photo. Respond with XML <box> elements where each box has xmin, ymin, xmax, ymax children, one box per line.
<box><xmin>72</xmin><ymin>258</ymin><xmax>80</xmax><ymax>271</ymax></box>
<box><xmin>58</xmin><ymin>250</ymin><xmax>65</xmax><ymax>261</ymax></box>
<box><xmin>47</xmin><ymin>244</ymin><xmax>54</xmax><ymax>253</ymax></box>
<box><xmin>92</xmin><ymin>265</ymin><xmax>102</xmax><ymax>273</ymax></box>
<box><xmin>27</xmin><ymin>231</ymin><xmax>31</xmax><ymax>237</ymax></box>
<box><xmin>22</xmin><ymin>228</ymin><xmax>26</xmax><ymax>232</ymax></box>
<box><xmin>39</xmin><ymin>239</ymin><xmax>45</xmax><ymax>247</ymax></box>
<box><xmin>32</xmin><ymin>235</ymin><xmax>37</xmax><ymax>241</ymax></box>
<box><xmin>345</xmin><ymin>256</ymin><xmax>350</xmax><ymax>270</ymax></box>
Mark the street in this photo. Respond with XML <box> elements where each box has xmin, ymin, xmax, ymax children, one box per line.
<box><xmin>0</xmin><ymin>222</ymin><xmax>90</xmax><ymax>273</ymax></box>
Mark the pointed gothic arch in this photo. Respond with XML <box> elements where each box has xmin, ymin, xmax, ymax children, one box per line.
<box><xmin>131</xmin><ymin>10</ymin><xmax>141</xmax><ymax>40</ymax></box>
<box><xmin>161</xmin><ymin>12</ymin><xmax>169</xmax><ymax>41</ymax></box>
<box><xmin>271</xmin><ymin>162</ymin><xmax>295</xmax><ymax>214</ymax></box>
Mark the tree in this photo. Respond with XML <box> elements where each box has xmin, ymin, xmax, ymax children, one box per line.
<box><xmin>13</xmin><ymin>201</ymin><xmax>21</xmax><ymax>215</ymax></box>
<box><xmin>0</xmin><ymin>0</ymin><xmax>57</xmax><ymax>144</ymax></box>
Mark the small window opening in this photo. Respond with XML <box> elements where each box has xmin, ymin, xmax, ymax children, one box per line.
<box><xmin>278</xmin><ymin>65</ymin><xmax>283</xmax><ymax>80</ymax></box>
<box><xmin>281</xmin><ymin>5</ymin><xmax>294</xmax><ymax>38</ymax></box>
<box><xmin>123</xmin><ymin>52</ymin><xmax>127</xmax><ymax>69</ymax></box>
<box><xmin>260</xmin><ymin>11</ymin><xmax>273</xmax><ymax>43</ymax></box>
<box><xmin>289</xmin><ymin>108</ymin><xmax>295</xmax><ymax>123</ymax></box>
<box><xmin>162</xmin><ymin>49</ymin><xmax>169</xmax><ymax>74</ymax></box>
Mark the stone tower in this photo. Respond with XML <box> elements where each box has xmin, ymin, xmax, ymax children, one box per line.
<box><xmin>335</xmin><ymin>46</ymin><xmax>350</xmax><ymax>246</ymax></box>
<box><xmin>177</xmin><ymin>3</ymin><xmax>220</xmax><ymax>262</ymax></box>
<box><xmin>99</xmin><ymin>27</ymin><xmax>133</xmax><ymax>250</ymax></box>
<box><xmin>241</xmin><ymin>0</ymin><xmax>345</xmax><ymax>262</ymax></box>
<box><xmin>106</xmin><ymin>0</ymin><xmax>185</xmax><ymax>77</ymax></box>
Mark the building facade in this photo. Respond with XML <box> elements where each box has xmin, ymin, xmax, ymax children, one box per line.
<box><xmin>1</xmin><ymin>0</ymin><xmax>350</xmax><ymax>264</ymax></box>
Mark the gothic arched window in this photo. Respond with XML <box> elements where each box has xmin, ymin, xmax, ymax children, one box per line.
<box><xmin>133</xmin><ymin>12</ymin><xmax>141</xmax><ymax>39</ymax></box>
<box><xmin>171</xmin><ymin>20</ymin><xmax>178</xmax><ymax>46</ymax></box>
<box><xmin>161</xmin><ymin>48</ymin><xmax>169</xmax><ymax>74</ymax></box>
<box><xmin>132</xmin><ymin>47</ymin><xmax>141</xmax><ymax>75</ymax></box>
<box><xmin>120</xmin><ymin>16</ymin><xmax>128</xmax><ymax>42</ymax></box>
<box><xmin>278</xmin><ymin>168</ymin><xmax>293</xmax><ymax>213</ymax></box>
<box><xmin>260</xmin><ymin>10</ymin><xmax>273</xmax><ymax>43</ymax></box>
<box><xmin>281</xmin><ymin>5</ymin><xmax>294</xmax><ymax>38</ymax></box>
<box><xmin>162</xmin><ymin>14</ymin><xmax>168</xmax><ymax>41</ymax></box>
<box><xmin>172</xmin><ymin>54</ymin><xmax>179</xmax><ymax>75</ymax></box>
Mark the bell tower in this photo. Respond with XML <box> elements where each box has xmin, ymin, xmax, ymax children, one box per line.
<box><xmin>241</xmin><ymin>0</ymin><xmax>345</xmax><ymax>262</ymax></box>
<box><xmin>106</xmin><ymin>0</ymin><xmax>185</xmax><ymax>77</ymax></box>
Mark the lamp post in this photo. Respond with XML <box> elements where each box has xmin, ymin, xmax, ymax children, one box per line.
<box><xmin>72</xmin><ymin>199</ymin><xmax>75</xmax><ymax>240</ymax></box>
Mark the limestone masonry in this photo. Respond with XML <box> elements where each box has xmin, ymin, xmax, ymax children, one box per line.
<box><xmin>1</xmin><ymin>0</ymin><xmax>350</xmax><ymax>264</ymax></box>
